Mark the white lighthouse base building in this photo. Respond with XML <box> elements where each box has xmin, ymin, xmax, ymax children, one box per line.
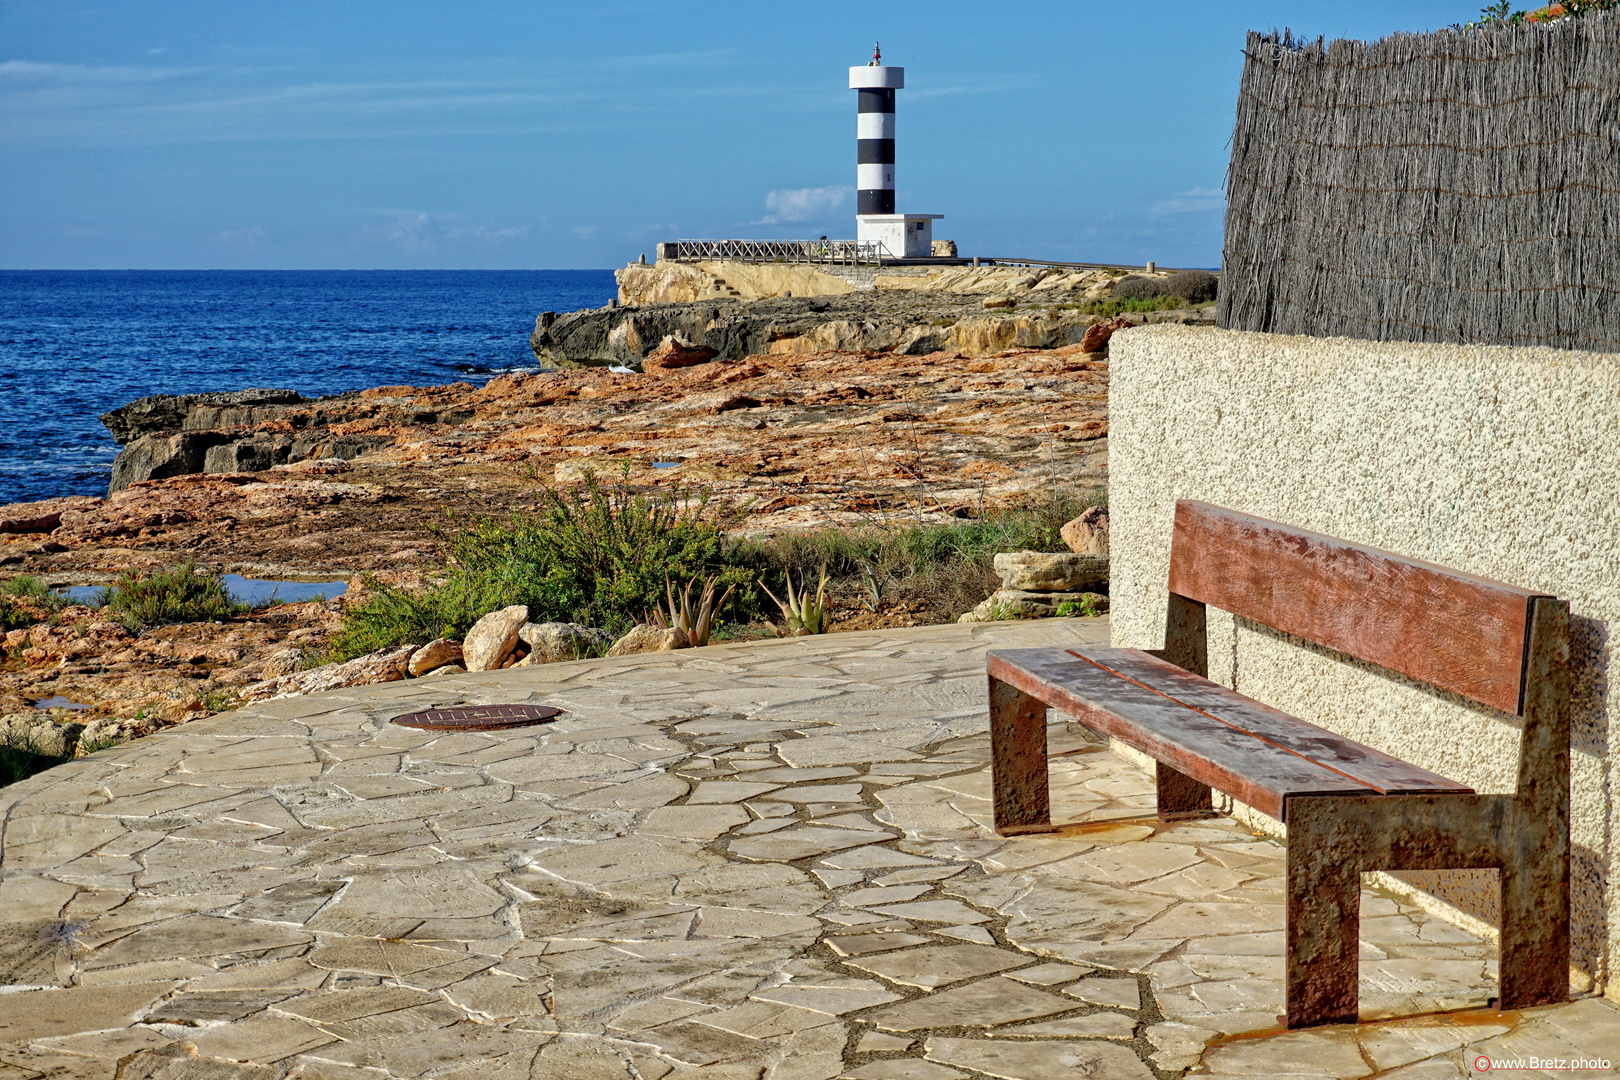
<box><xmin>857</xmin><ymin>213</ymin><xmax>943</xmax><ymax>259</ymax></box>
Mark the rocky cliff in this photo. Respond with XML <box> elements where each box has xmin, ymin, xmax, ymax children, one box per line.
<box><xmin>532</xmin><ymin>288</ymin><xmax>1212</xmax><ymax>369</ymax></box>
<box><xmin>99</xmin><ymin>387</ymin><xmax>308</xmax><ymax>443</ymax></box>
<box><xmin>612</xmin><ymin>259</ymin><xmax>1154</xmax><ymax>305</ymax></box>
<box><xmin>99</xmin><ymin>387</ymin><xmax>473</xmax><ymax>495</ymax></box>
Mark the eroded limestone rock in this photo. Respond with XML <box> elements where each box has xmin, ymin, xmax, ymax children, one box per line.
<box><xmin>99</xmin><ymin>388</ymin><xmax>306</xmax><ymax>444</ymax></box>
<box><xmin>259</xmin><ymin>647</ymin><xmax>305</xmax><ymax>680</ymax></box>
<box><xmin>515</xmin><ymin>623</ymin><xmax>612</xmax><ymax>664</ymax></box>
<box><xmin>1061</xmin><ymin>505</ymin><xmax>1110</xmax><ymax>555</ymax></box>
<box><xmin>1080</xmin><ymin>315</ymin><xmax>1136</xmax><ymax>354</ymax></box>
<box><xmin>959</xmin><ymin>589</ymin><xmax>1109</xmax><ymax>622</ymax></box>
<box><xmin>1</xmin><ymin>713</ymin><xmax>84</xmax><ymax>758</ymax></box>
<box><xmin>108</xmin><ymin>432</ymin><xmax>235</xmax><ymax>494</ymax></box>
<box><xmin>408</xmin><ymin>638</ymin><xmax>464</xmax><ymax>677</ymax></box>
<box><xmin>0</xmin><ymin>497</ymin><xmax>100</xmax><ymax>534</ymax></box>
<box><xmin>606</xmin><ymin>624</ymin><xmax>689</xmax><ymax>657</ymax></box>
<box><xmin>642</xmin><ymin>335</ymin><xmax>716</xmax><ymax>376</ymax></box>
<box><xmin>463</xmin><ymin>606</ymin><xmax>528</xmax><ymax>672</ymax></box>
<box><xmin>992</xmin><ymin>552</ymin><xmax>1109</xmax><ymax>592</ymax></box>
<box><xmin>239</xmin><ymin>643</ymin><xmax>416</xmax><ymax>702</ymax></box>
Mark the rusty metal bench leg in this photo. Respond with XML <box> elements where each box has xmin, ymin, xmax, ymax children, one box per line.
<box><xmin>990</xmin><ymin>675</ymin><xmax>1052</xmax><ymax>835</ymax></box>
<box><xmin>1499</xmin><ymin>595</ymin><xmax>1572</xmax><ymax>1010</ymax></box>
<box><xmin>1285</xmin><ymin>792</ymin><xmax>1531</xmax><ymax>1027</ymax></box>
<box><xmin>1285</xmin><ymin>797</ymin><xmax>1362</xmax><ymax>1028</ymax></box>
<box><xmin>1156</xmin><ymin>762</ymin><xmax>1214</xmax><ymax>821</ymax></box>
<box><xmin>1498</xmin><ymin>842</ymin><xmax>1570</xmax><ymax>1009</ymax></box>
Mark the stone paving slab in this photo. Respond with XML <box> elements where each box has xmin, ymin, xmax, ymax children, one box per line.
<box><xmin>1</xmin><ymin>619</ymin><xmax>1615</xmax><ymax>1079</ymax></box>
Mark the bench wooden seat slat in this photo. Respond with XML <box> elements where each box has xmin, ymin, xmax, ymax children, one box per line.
<box><xmin>987</xmin><ymin>648</ymin><xmax>1374</xmax><ymax>820</ymax></box>
<box><xmin>1168</xmin><ymin>502</ymin><xmax>1552</xmax><ymax>716</ymax></box>
<box><xmin>1067</xmin><ymin>647</ymin><xmax>1474</xmax><ymax>798</ymax></box>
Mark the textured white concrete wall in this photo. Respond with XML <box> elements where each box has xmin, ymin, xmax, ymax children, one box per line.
<box><xmin>1110</xmin><ymin>325</ymin><xmax>1620</xmax><ymax>995</ymax></box>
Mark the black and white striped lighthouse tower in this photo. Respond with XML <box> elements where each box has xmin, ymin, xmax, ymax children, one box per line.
<box><xmin>851</xmin><ymin>42</ymin><xmax>899</xmax><ymax>215</ymax></box>
<box><xmin>850</xmin><ymin>44</ymin><xmax>942</xmax><ymax>259</ymax></box>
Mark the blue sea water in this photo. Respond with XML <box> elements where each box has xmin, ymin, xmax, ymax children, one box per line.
<box><xmin>0</xmin><ymin>269</ymin><xmax>616</xmax><ymax>506</ymax></box>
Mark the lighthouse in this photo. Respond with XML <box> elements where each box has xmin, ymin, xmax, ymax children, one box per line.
<box><xmin>849</xmin><ymin>44</ymin><xmax>941</xmax><ymax>259</ymax></box>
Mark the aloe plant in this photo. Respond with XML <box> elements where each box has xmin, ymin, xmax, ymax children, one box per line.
<box><xmin>648</xmin><ymin>574</ymin><xmax>737</xmax><ymax>647</ymax></box>
<box><xmin>760</xmin><ymin>563</ymin><xmax>830</xmax><ymax>636</ymax></box>
<box><xmin>858</xmin><ymin>562</ymin><xmax>884</xmax><ymax>613</ymax></box>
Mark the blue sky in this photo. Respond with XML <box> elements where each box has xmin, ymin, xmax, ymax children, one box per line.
<box><xmin>1</xmin><ymin>1</ymin><xmax>1482</xmax><ymax>270</ymax></box>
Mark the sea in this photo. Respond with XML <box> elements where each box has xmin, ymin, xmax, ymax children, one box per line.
<box><xmin>0</xmin><ymin>269</ymin><xmax>617</xmax><ymax>507</ymax></box>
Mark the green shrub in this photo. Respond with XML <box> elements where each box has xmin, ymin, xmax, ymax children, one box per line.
<box><xmin>1079</xmin><ymin>294</ymin><xmax>1187</xmax><ymax>318</ymax></box>
<box><xmin>102</xmin><ymin>560</ymin><xmax>245</xmax><ymax>632</ymax></box>
<box><xmin>744</xmin><ymin>491</ymin><xmax>1104</xmax><ymax>623</ymax></box>
<box><xmin>0</xmin><ymin>596</ymin><xmax>32</xmax><ymax>632</ymax></box>
<box><xmin>1055</xmin><ymin>595</ymin><xmax>1104</xmax><ymax>618</ymax></box>
<box><xmin>1464</xmin><ymin>0</ymin><xmax>1620</xmax><ymax>28</ymax></box>
<box><xmin>76</xmin><ymin>732</ymin><xmax>126</xmax><ymax>755</ymax></box>
<box><xmin>327</xmin><ymin>571</ymin><xmax>527</xmax><ymax>661</ymax></box>
<box><xmin>1109</xmin><ymin>275</ymin><xmax>1172</xmax><ymax>301</ymax></box>
<box><xmin>1164</xmin><ymin>270</ymin><xmax>1219</xmax><ymax>304</ymax></box>
<box><xmin>2</xmin><ymin>575</ymin><xmax>69</xmax><ymax>610</ymax></box>
<box><xmin>329</xmin><ymin>472</ymin><xmax>754</xmax><ymax>661</ymax></box>
<box><xmin>0</xmin><ymin>576</ymin><xmax>72</xmax><ymax>629</ymax></box>
<box><xmin>751</xmin><ymin>495</ymin><xmax>1093</xmax><ymax>580</ymax></box>
<box><xmin>1108</xmin><ymin>270</ymin><xmax>1218</xmax><ymax>306</ymax></box>
<box><xmin>330</xmin><ymin>479</ymin><xmax>1107</xmax><ymax>660</ymax></box>
<box><xmin>460</xmin><ymin>472</ymin><xmax>751</xmax><ymax>627</ymax></box>
<box><xmin>201</xmin><ymin>690</ymin><xmax>239</xmax><ymax>713</ymax></box>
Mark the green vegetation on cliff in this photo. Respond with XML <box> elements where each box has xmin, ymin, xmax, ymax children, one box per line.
<box><xmin>330</xmin><ymin>470</ymin><xmax>1099</xmax><ymax>660</ymax></box>
<box><xmin>330</xmin><ymin>474</ymin><xmax>750</xmax><ymax>660</ymax></box>
<box><xmin>103</xmin><ymin>560</ymin><xmax>245</xmax><ymax>632</ymax></box>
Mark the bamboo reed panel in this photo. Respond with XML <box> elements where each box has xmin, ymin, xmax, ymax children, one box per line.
<box><xmin>1218</xmin><ymin>16</ymin><xmax>1620</xmax><ymax>351</ymax></box>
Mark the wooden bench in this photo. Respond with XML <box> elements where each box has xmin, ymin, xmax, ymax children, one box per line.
<box><xmin>987</xmin><ymin>500</ymin><xmax>1571</xmax><ymax>1028</ymax></box>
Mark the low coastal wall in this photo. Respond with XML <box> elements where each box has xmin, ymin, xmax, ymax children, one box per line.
<box><xmin>1109</xmin><ymin>325</ymin><xmax>1620</xmax><ymax>997</ymax></box>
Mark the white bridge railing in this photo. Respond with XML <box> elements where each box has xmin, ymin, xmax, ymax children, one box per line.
<box><xmin>661</xmin><ymin>239</ymin><xmax>885</xmax><ymax>265</ymax></box>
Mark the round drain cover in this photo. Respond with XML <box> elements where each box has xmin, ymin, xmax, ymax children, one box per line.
<box><xmin>390</xmin><ymin>704</ymin><xmax>563</xmax><ymax>731</ymax></box>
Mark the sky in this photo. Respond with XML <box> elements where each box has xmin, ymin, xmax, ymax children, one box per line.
<box><xmin>1</xmin><ymin>0</ymin><xmax>1486</xmax><ymax>270</ymax></box>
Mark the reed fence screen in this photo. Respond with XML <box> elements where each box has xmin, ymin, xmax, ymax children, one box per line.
<box><xmin>1218</xmin><ymin>17</ymin><xmax>1620</xmax><ymax>352</ymax></box>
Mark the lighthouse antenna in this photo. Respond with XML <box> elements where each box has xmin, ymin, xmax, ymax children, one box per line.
<box><xmin>870</xmin><ymin>42</ymin><xmax>881</xmax><ymax>66</ymax></box>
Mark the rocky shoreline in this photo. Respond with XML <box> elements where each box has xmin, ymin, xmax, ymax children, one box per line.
<box><xmin>1</xmin><ymin>264</ymin><xmax>1205</xmax><ymax>760</ymax></box>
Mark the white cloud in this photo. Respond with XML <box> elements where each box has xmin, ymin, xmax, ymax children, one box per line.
<box><xmin>0</xmin><ymin>52</ymin><xmax>782</xmax><ymax>151</ymax></box>
<box><xmin>1150</xmin><ymin>187</ymin><xmax>1225</xmax><ymax>215</ymax></box>
<box><xmin>348</xmin><ymin>210</ymin><xmax>529</xmax><ymax>256</ymax></box>
<box><xmin>0</xmin><ymin>59</ymin><xmax>193</xmax><ymax>84</ymax></box>
<box><xmin>212</xmin><ymin>226</ymin><xmax>268</xmax><ymax>250</ymax></box>
<box><xmin>760</xmin><ymin>185</ymin><xmax>851</xmax><ymax>225</ymax></box>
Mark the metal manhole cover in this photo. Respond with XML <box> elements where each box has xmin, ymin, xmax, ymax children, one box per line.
<box><xmin>390</xmin><ymin>704</ymin><xmax>563</xmax><ymax>731</ymax></box>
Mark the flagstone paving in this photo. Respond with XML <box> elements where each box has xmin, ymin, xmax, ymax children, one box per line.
<box><xmin>1</xmin><ymin>620</ymin><xmax>1615</xmax><ymax>1079</ymax></box>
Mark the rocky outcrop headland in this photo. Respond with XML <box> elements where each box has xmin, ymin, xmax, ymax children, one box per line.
<box><xmin>532</xmin><ymin>261</ymin><xmax>1212</xmax><ymax>369</ymax></box>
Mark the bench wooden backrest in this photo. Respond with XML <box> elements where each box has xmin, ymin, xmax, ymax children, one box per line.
<box><xmin>1166</xmin><ymin>501</ymin><xmax>1552</xmax><ymax>716</ymax></box>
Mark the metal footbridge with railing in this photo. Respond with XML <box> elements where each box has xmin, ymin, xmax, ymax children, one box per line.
<box><xmin>661</xmin><ymin>239</ymin><xmax>888</xmax><ymax>265</ymax></box>
<box><xmin>653</xmin><ymin>241</ymin><xmax>1192</xmax><ymax>273</ymax></box>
